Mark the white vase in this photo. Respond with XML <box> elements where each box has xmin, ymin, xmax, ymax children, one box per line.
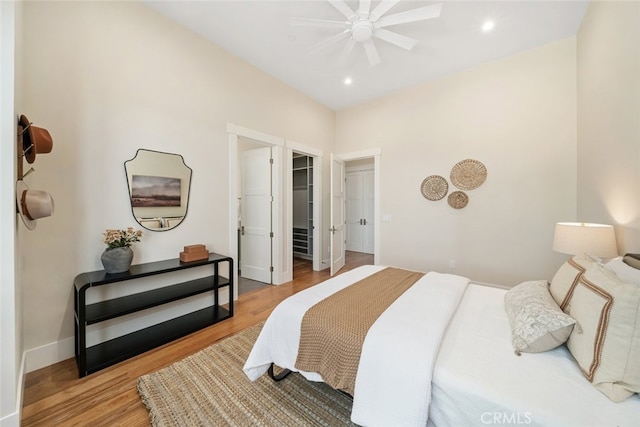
<box><xmin>101</xmin><ymin>246</ymin><xmax>134</xmax><ymax>274</ymax></box>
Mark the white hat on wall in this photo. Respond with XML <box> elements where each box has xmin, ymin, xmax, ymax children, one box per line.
<box><xmin>16</xmin><ymin>180</ymin><xmax>54</xmax><ymax>230</ymax></box>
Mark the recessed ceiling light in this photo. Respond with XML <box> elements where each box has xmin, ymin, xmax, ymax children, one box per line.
<box><xmin>344</xmin><ymin>77</ymin><xmax>353</xmax><ymax>86</ymax></box>
<box><xmin>482</xmin><ymin>21</ymin><xmax>495</xmax><ymax>32</ymax></box>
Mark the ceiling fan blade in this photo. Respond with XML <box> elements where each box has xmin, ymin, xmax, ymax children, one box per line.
<box><xmin>328</xmin><ymin>0</ymin><xmax>357</xmax><ymax>20</ymax></box>
<box><xmin>362</xmin><ymin>39</ymin><xmax>381</xmax><ymax>66</ymax></box>
<box><xmin>358</xmin><ymin>0</ymin><xmax>371</xmax><ymax>17</ymax></box>
<box><xmin>308</xmin><ymin>29</ymin><xmax>351</xmax><ymax>53</ymax></box>
<box><xmin>290</xmin><ymin>17</ymin><xmax>350</xmax><ymax>29</ymax></box>
<box><xmin>374</xmin><ymin>28</ymin><xmax>417</xmax><ymax>50</ymax></box>
<box><xmin>376</xmin><ymin>3</ymin><xmax>442</xmax><ymax>28</ymax></box>
<box><xmin>370</xmin><ymin>0</ymin><xmax>400</xmax><ymax>21</ymax></box>
<box><xmin>340</xmin><ymin>38</ymin><xmax>357</xmax><ymax>62</ymax></box>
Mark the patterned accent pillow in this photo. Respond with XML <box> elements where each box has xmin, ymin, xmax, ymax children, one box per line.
<box><xmin>504</xmin><ymin>280</ymin><xmax>576</xmax><ymax>355</ymax></box>
<box><xmin>565</xmin><ymin>262</ymin><xmax>640</xmax><ymax>402</ymax></box>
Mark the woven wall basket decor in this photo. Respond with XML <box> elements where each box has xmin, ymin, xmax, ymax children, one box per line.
<box><xmin>421</xmin><ymin>175</ymin><xmax>449</xmax><ymax>201</ymax></box>
<box><xmin>448</xmin><ymin>191</ymin><xmax>469</xmax><ymax>209</ymax></box>
<box><xmin>450</xmin><ymin>159</ymin><xmax>487</xmax><ymax>191</ymax></box>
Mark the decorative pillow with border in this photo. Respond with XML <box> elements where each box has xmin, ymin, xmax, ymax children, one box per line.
<box><xmin>504</xmin><ymin>280</ymin><xmax>576</xmax><ymax>355</ymax></box>
<box><xmin>549</xmin><ymin>256</ymin><xmax>592</xmax><ymax>311</ymax></box>
<box><xmin>565</xmin><ymin>262</ymin><xmax>640</xmax><ymax>402</ymax></box>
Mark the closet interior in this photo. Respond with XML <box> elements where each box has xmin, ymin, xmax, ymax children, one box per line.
<box><xmin>292</xmin><ymin>153</ymin><xmax>313</xmax><ymax>260</ymax></box>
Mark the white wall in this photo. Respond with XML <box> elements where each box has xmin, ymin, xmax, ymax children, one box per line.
<box><xmin>577</xmin><ymin>1</ymin><xmax>640</xmax><ymax>253</ymax></box>
<box><xmin>19</xmin><ymin>0</ymin><xmax>333</xmax><ymax>370</ymax></box>
<box><xmin>336</xmin><ymin>38</ymin><xmax>578</xmax><ymax>286</ymax></box>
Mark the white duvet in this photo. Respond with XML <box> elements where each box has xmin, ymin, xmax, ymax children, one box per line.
<box><xmin>429</xmin><ymin>284</ymin><xmax>640</xmax><ymax>427</ymax></box>
<box><xmin>243</xmin><ymin>265</ymin><xmax>469</xmax><ymax>426</ymax></box>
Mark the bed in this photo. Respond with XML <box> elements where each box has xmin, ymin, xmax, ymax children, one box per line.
<box><xmin>243</xmin><ymin>259</ymin><xmax>640</xmax><ymax>426</ymax></box>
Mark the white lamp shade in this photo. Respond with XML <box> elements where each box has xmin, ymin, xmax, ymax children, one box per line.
<box><xmin>552</xmin><ymin>222</ymin><xmax>618</xmax><ymax>259</ymax></box>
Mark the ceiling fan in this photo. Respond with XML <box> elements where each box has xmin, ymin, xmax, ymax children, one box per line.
<box><xmin>292</xmin><ymin>0</ymin><xmax>443</xmax><ymax>66</ymax></box>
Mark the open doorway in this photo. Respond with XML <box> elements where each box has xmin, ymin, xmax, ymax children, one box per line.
<box><xmin>237</xmin><ymin>138</ymin><xmax>275</xmax><ymax>295</ymax></box>
<box><xmin>288</xmin><ymin>146</ymin><xmax>322</xmax><ymax>280</ymax></box>
<box><xmin>228</xmin><ymin>124</ymin><xmax>324</xmax><ymax>297</ymax></box>
<box><xmin>292</xmin><ymin>152</ymin><xmax>314</xmax><ymax>274</ymax></box>
<box><xmin>331</xmin><ymin>148</ymin><xmax>381</xmax><ymax>269</ymax></box>
<box><xmin>228</xmin><ymin>124</ymin><xmax>285</xmax><ymax>299</ymax></box>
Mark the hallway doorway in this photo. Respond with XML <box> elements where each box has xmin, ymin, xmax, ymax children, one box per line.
<box><xmin>335</xmin><ymin>148</ymin><xmax>381</xmax><ymax>266</ymax></box>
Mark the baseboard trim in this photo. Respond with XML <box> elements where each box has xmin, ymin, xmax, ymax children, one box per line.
<box><xmin>25</xmin><ymin>336</ymin><xmax>74</xmax><ymax>373</ymax></box>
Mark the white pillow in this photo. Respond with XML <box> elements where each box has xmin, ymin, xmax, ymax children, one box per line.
<box><xmin>504</xmin><ymin>280</ymin><xmax>576</xmax><ymax>355</ymax></box>
<box><xmin>605</xmin><ymin>257</ymin><xmax>640</xmax><ymax>286</ymax></box>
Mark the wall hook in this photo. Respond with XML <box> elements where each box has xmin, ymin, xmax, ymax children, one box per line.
<box><xmin>23</xmin><ymin>167</ymin><xmax>35</xmax><ymax>178</ymax></box>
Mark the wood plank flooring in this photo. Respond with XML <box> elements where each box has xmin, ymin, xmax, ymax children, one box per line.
<box><xmin>21</xmin><ymin>251</ymin><xmax>373</xmax><ymax>426</ymax></box>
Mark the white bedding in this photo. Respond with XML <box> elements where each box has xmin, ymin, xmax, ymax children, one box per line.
<box><xmin>243</xmin><ymin>265</ymin><xmax>470</xmax><ymax>426</ymax></box>
<box><xmin>429</xmin><ymin>284</ymin><xmax>640</xmax><ymax>427</ymax></box>
<box><xmin>244</xmin><ymin>267</ymin><xmax>640</xmax><ymax>426</ymax></box>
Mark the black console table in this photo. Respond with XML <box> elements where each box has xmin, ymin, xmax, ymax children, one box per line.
<box><xmin>74</xmin><ymin>253</ymin><xmax>233</xmax><ymax>377</ymax></box>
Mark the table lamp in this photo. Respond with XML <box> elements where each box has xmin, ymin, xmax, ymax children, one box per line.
<box><xmin>552</xmin><ymin>222</ymin><xmax>618</xmax><ymax>260</ymax></box>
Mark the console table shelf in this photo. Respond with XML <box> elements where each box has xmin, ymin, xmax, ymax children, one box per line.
<box><xmin>74</xmin><ymin>253</ymin><xmax>233</xmax><ymax>377</ymax></box>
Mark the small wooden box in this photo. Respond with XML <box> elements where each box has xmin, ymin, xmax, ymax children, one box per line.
<box><xmin>183</xmin><ymin>244</ymin><xmax>207</xmax><ymax>253</ymax></box>
<box><xmin>180</xmin><ymin>250</ymin><xmax>209</xmax><ymax>263</ymax></box>
<box><xmin>179</xmin><ymin>244</ymin><xmax>209</xmax><ymax>262</ymax></box>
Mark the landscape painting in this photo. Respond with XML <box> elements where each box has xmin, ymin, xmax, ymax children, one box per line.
<box><xmin>131</xmin><ymin>175</ymin><xmax>181</xmax><ymax>207</ymax></box>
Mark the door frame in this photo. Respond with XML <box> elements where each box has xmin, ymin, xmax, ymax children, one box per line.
<box><xmin>336</xmin><ymin>148</ymin><xmax>381</xmax><ymax>265</ymax></box>
<box><xmin>330</xmin><ymin>154</ymin><xmax>346</xmax><ymax>276</ymax></box>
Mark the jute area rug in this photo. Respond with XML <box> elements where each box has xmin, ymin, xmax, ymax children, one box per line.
<box><xmin>137</xmin><ymin>322</ymin><xmax>356</xmax><ymax>426</ymax></box>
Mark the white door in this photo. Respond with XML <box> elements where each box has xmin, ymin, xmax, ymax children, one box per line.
<box><xmin>330</xmin><ymin>154</ymin><xmax>346</xmax><ymax>276</ymax></box>
<box><xmin>363</xmin><ymin>169</ymin><xmax>375</xmax><ymax>254</ymax></box>
<box><xmin>345</xmin><ymin>169</ymin><xmax>374</xmax><ymax>254</ymax></box>
<box><xmin>346</xmin><ymin>171</ymin><xmax>364</xmax><ymax>252</ymax></box>
<box><xmin>241</xmin><ymin>147</ymin><xmax>272</xmax><ymax>283</ymax></box>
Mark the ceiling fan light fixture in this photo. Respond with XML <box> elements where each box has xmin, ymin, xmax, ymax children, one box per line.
<box><xmin>351</xmin><ymin>20</ymin><xmax>373</xmax><ymax>42</ymax></box>
<box><xmin>296</xmin><ymin>0</ymin><xmax>443</xmax><ymax>66</ymax></box>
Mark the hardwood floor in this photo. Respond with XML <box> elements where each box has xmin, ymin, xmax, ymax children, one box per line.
<box><xmin>21</xmin><ymin>251</ymin><xmax>373</xmax><ymax>426</ymax></box>
<box><xmin>237</xmin><ymin>275</ymin><xmax>269</xmax><ymax>294</ymax></box>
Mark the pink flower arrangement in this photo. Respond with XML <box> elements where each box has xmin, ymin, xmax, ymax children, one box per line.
<box><xmin>103</xmin><ymin>227</ymin><xmax>142</xmax><ymax>249</ymax></box>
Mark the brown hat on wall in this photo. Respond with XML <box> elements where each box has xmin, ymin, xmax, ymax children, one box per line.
<box><xmin>16</xmin><ymin>180</ymin><xmax>54</xmax><ymax>230</ymax></box>
<box><xmin>19</xmin><ymin>114</ymin><xmax>53</xmax><ymax>164</ymax></box>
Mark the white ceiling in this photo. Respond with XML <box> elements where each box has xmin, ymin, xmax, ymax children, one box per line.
<box><xmin>143</xmin><ymin>0</ymin><xmax>589</xmax><ymax>111</ymax></box>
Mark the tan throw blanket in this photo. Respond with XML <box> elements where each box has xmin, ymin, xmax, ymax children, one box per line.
<box><xmin>295</xmin><ymin>267</ymin><xmax>425</xmax><ymax>395</ymax></box>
